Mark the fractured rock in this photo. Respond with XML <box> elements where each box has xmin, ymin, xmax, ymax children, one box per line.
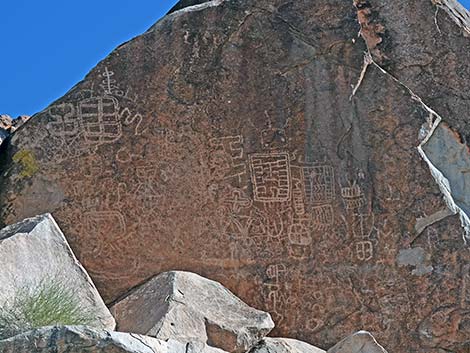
<box><xmin>110</xmin><ymin>271</ymin><xmax>274</xmax><ymax>353</ymax></box>
<box><xmin>327</xmin><ymin>331</ymin><xmax>388</xmax><ymax>353</ymax></box>
<box><xmin>0</xmin><ymin>115</ymin><xmax>12</xmax><ymax>147</ymax></box>
<box><xmin>0</xmin><ymin>214</ymin><xmax>115</xmax><ymax>332</ymax></box>
<box><xmin>0</xmin><ymin>129</ymin><xmax>8</xmax><ymax>148</ymax></box>
<box><xmin>0</xmin><ymin>115</ymin><xmax>13</xmax><ymax>131</ymax></box>
<box><xmin>0</xmin><ymin>325</ymin><xmax>227</xmax><ymax>353</ymax></box>
<box><xmin>250</xmin><ymin>338</ymin><xmax>326</xmax><ymax>353</ymax></box>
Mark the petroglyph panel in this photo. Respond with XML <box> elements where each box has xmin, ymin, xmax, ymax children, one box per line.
<box><xmin>2</xmin><ymin>2</ymin><xmax>470</xmax><ymax>352</ymax></box>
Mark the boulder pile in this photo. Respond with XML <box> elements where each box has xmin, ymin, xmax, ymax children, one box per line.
<box><xmin>0</xmin><ymin>214</ymin><xmax>388</xmax><ymax>353</ymax></box>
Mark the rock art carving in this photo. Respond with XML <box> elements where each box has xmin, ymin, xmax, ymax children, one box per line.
<box><xmin>1</xmin><ymin>0</ymin><xmax>470</xmax><ymax>352</ymax></box>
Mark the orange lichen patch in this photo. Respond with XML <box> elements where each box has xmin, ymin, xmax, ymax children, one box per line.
<box><xmin>353</xmin><ymin>0</ymin><xmax>387</xmax><ymax>63</ymax></box>
<box><xmin>443</xmin><ymin>123</ymin><xmax>470</xmax><ymax>156</ymax></box>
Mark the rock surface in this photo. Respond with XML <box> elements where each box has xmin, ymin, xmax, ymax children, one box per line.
<box><xmin>0</xmin><ymin>214</ymin><xmax>115</xmax><ymax>331</ymax></box>
<box><xmin>0</xmin><ymin>115</ymin><xmax>30</xmax><ymax>148</ymax></box>
<box><xmin>250</xmin><ymin>338</ymin><xmax>325</xmax><ymax>353</ymax></box>
<box><xmin>0</xmin><ymin>115</ymin><xmax>13</xmax><ymax>131</ymax></box>
<box><xmin>1</xmin><ymin>0</ymin><xmax>470</xmax><ymax>352</ymax></box>
<box><xmin>111</xmin><ymin>271</ymin><xmax>274</xmax><ymax>353</ymax></box>
<box><xmin>0</xmin><ymin>129</ymin><xmax>8</xmax><ymax>148</ymax></box>
<box><xmin>0</xmin><ymin>325</ymin><xmax>227</xmax><ymax>353</ymax></box>
<box><xmin>327</xmin><ymin>331</ymin><xmax>387</xmax><ymax>353</ymax></box>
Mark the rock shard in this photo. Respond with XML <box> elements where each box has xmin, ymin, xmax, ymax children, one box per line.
<box><xmin>250</xmin><ymin>338</ymin><xmax>326</xmax><ymax>353</ymax></box>
<box><xmin>327</xmin><ymin>331</ymin><xmax>388</xmax><ymax>353</ymax></box>
<box><xmin>0</xmin><ymin>325</ymin><xmax>228</xmax><ymax>353</ymax></box>
<box><xmin>419</xmin><ymin>121</ymin><xmax>470</xmax><ymax>242</ymax></box>
<box><xmin>0</xmin><ymin>214</ymin><xmax>115</xmax><ymax>332</ymax></box>
<box><xmin>110</xmin><ymin>271</ymin><xmax>274</xmax><ymax>353</ymax></box>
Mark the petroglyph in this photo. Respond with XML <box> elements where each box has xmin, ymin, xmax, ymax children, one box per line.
<box><xmin>311</xmin><ymin>204</ymin><xmax>334</xmax><ymax>231</ymax></box>
<box><xmin>288</xmin><ymin>218</ymin><xmax>312</xmax><ymax>259</ymax></box>
<box><xmin>261</xmin><ymin>127</ymin><xmax>287</xmax><ymax>150</ymax></box>
<box><xmin>82</xmin><ymin>210</ymin><xmax>127</xmax><ymax>255</ymax></box>
<box><xmin>249</xmin><ymin>152</ymin><xmax>291</xmax><ymax>202</ymax></box>
<box><xmin>341</xmin><ymin>181</ymin><xmax>366</xmax><ymax>210</ymax></box>
<box><xmin>209</xmin><ymin>135</ymin><xmax>246</xmax><ymax>184</ymax></box>
<box><xmin>135</xmin><ymin>165</ymin><xmax>162</xmax><ymax>207</ymax></box>
<box><xmin>303</xmin><ymin>165</ymin><xmax>335</xmax><ymax>206</ymax></box>
<box><xmin>47</xmin><ymin>103</ymin><xmax>79</xmax><ymax>136</ymax></box>
<box><xmin>263</xmin><ymin>264</ymin><xmax>288</xmax><ymax>326</ymax></box>
<box><xmin>120</xmin><ymin>107</ymin><xmax>145</xmax><ymax>136</ymax></box>
<box><xmin>291</xmin><ymin>166</ymin><xmax>307</xmax><ymax>216</ymax></box>
<box><xmin>100</xmin><ymin>67</ymin><xmax>139</xmax><ymax>102</ymax></box>
<box><xmin>355</xmin><ymin>240</ymin><xmax>374</xmax><ymax>262</ymax></box>
<box><xmin>222</xmin><ymin>188</ymin><xmax>252</xmax><ymax>214</ymax></box>
<box><xmin>78</xmin><ymin>96</ymin><xmax>122</xmax><ymax>145</ymax></box>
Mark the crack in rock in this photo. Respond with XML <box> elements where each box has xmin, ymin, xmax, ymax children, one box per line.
<box><xmin>419</xmin><ymin>122</ymin><xmax>470</xmax><ymax>243</ymax></box>
<box><xmin>352</xmin><ymin>0</ymin><xmax>470</xmax><ymax>244</ymax></box>
<box><xmin>432</xmin><ymin>0</ymin><xmax>470</xmax><ymax>35</ymax></box>
<box><xmin>415</xmin><ymin>208</ymin><xmax>455</xmax><ymax>236</ymax></box>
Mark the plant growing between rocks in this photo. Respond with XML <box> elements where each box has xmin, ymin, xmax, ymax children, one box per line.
<box><xmin>0</xmin><ymin>277</ymin><xmax>95</xmax><ymax>340</ymax></box>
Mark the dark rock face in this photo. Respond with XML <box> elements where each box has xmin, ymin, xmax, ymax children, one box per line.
<box><xmin>1</xmin><ymin>1</ymin><xmax>470</xmax><ymax>352</ymax></box>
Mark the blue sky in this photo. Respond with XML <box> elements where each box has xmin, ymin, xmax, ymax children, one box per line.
<box><xmin>1</xmin><ymin>0</ymin><xmax>469</xmax><ymax>118</ymax></box>
<box><xmin>0</xmin><ymin>1</ymin><xmax>179</xmax><ymax>118</ymax></box>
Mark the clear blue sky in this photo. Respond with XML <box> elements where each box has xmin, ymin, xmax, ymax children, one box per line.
<box><xmin>0</xmin><ymin>0</ymin><xmax>179</xmax><ymax>118</ymax></box>
<box><xmin>1</xmin><ymin>0</ymin><xmax>469</xmax><ymax>118</ymax></box>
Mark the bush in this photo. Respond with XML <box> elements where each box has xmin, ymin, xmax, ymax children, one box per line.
<box><xmin>0</xmin><ymin>278</ymin><xmax>95</xmax><ymax>340</ymax></box>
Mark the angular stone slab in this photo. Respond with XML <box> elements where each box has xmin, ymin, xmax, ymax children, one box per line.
<box><xmin>327</xmin><ymin>331</ymin><xmax>387</xmax><ymax>353</ymax></box>
<box><xmin>250</xmin><ymin>338</ymin><xmax>325</xmax><ymax>353</ymax></box>
<box><xmin>110</xmin><ymin>271</ymin><xmax>274</xmax><ymax>353</ymax></box>
<box><xmin>0</xmin><ymin>214</ymin><xmax>115</xmax><ymax>331</ymax></box>
<box><xmin>0</xmin><ymin>325</ymin><xmax>227</xmax><ymax>353</ymax></box>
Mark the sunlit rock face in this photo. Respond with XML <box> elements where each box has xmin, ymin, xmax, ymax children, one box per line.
<box><xmin>1</xmin><ymin>0</ymin><xmax>470</xmax><ymax>352</ymax></box>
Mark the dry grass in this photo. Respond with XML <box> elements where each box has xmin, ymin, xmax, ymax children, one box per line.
<box><xmin>0</xmin><ymin>278</ymin><xmax>95</xmax><ymax>339</ymax></box>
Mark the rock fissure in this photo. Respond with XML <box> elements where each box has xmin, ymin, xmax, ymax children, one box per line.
<box><xmin>353</xmin><ymin>0</ymin><xmax>470</xmax><ymax>243</ymax></box>
<box><xmin>432</xmin><ymin>0</ymin><xmax>470</xmax><ymax>35</ymax></box>
<box><xmin>129</xmin><ymin>333</ymin><xmax>157</xmax><ymax>353</ymax></box>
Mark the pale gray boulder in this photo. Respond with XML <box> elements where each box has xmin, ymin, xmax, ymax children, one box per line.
<box><xmin>0</xmin><ymin>214</ymin><xmax>115</xmax><ymax>332</ymax></box>
<box><xmin>110</xmin><ymin>271</ymin><xmax>274</xmax><ymax>353</ymax></box>
<box><xmin>0</xmin><ymin>325</ymin><xmax>227</xmax><ymax>353</ymax></box>
<box><xmin>250</xmin><ymin>338</ymin><xmax>325</xmax><ymax>353</ymax></box>
<box><xmin>327</xmin><ymin>331</ymin><xmax>388</xmax><ymax>353</ymax></box>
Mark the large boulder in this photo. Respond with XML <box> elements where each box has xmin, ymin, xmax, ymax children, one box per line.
<box><xmin>110</xmin><ymin>271</ymin><xmax>274</xmax><ymax>353</ymax></box>
<box><xmin>1</xmin><ymin>0</ymin><xmax>470</xmax><ymax>352</ymax></box>
<box><xmin>0</xmin><ymin>214</ymin><xmax>115</xmax><ymax>332</ymax></box>
<box><xmin>327</xmin><ymin>331</ymin><xmax>387</xmax><ymax>353</ymax></box>
<box><xmin>250</xmin><ymin>338</ymin><xmax>325</xmax><ymax>353</ymax></box>
<box><xmin>0</xmin><ymin>325</ymin><xmax>227</xmax><ymax>353</ymax></box>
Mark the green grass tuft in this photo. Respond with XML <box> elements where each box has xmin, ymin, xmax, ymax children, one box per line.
<box><xmin>0</xmin><ymin>277</ymin><xmax>95</xmax><ymax>340</ymax></box>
